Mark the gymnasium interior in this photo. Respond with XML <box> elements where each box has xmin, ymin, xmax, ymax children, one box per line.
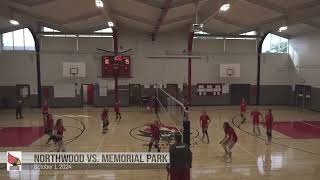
<box><xmin>0</xmin><ymin>0</ymin><xmax>320</xmax><ymax>180</ymax></box>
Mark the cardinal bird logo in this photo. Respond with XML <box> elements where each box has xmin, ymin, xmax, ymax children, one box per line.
<box><xmin>7</xmin><ymin>151</ymin><xmax>22</xmax><ymax>171</ymax></box>
<box><xmin>130</xmin><ymin>123</ymin><xmax>199</xmax><ymax>147</ymax></box>
<box><xmin>8</xmin><ymin>153</ymin><xmax>21</xmax><ymax>166</ymax></box>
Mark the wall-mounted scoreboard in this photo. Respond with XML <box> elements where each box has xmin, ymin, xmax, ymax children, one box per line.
<box><xmin>102</xmin><ymin>55</ymin><xmax>131</xmax><ymax>78</ymax></box>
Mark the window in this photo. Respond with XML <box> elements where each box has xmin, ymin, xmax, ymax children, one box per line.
<box><xmin>262</xmin><ymin>33</ymin><xmax>288</xmax><ymax>53</ymax></box>
<box><xmin>240</xmin><ymin>31</ymin><xmax>257</xmax><ymax>36</ymax></box>
<box><xmin>94</xmin><ymin>28</ymin><xmax>113</xmax><ymax>33</ymax></box>
<box><xmin>194</xmin><ymin>30</ymin><xmax>209</xmax><ymax>35</ymax></box>
<box><xmin>77</xmin><ymin>28</ymin><xmax>113</xmax><ymax>38</ymax></box>
<box><xmin>42</xmin><ymin>26</ymin><xmax>74</xmax><ymax>37</ymax></box>
<box><xmin>2</xmin><ymin>28</ymin><xmax>35</xmax><ymax>51</ymax></box>
<box><xmin>43</xmin><ymin>27</ymin><xmax>60</xmax><ymax>33</ymax></box>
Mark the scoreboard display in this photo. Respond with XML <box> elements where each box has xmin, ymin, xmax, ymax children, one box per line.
<box><xmin>102</xmin><ymin>55</ymin><xmax>131</xmax><ymax>78</ymax></box>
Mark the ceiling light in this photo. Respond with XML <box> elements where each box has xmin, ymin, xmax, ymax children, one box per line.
<box><xmin>10</xmin><ymin>19</ymin><xmax>19</xmax><ymax>25</ymax></box>
<box><xmin>108</xmin><ymin>21</ymin><xmax>114</xmax><ymax>27</ymax></box>
<box><xmin>278</xmin><ymin>26</ymin><xmax>288</xmax><ymax>32</ymax></box>
<box><xmin>220</xmin><ymin>3</ymin><xmax>230</xmax><ymax>12</ymax></box>
<box><xmin>95</xmin><ymin>0</ymin><xmax>104</xmax><ymax>8</ymax></box>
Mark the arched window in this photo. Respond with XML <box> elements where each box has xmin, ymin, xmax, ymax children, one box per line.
<box><xmin>262</xmin><ymin>33</ymin><xmax>288</xmax><ymax>53</ymax></box>
<box><xmin>2</xmin><ymin>28</ymin><xmax>35</xmax><ymax>51</ymax></box>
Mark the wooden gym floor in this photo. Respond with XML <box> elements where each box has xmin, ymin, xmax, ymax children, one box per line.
<box><xmin>0</xmin><ymin>106</ymin><xmax>320</xmax><ymax>180</ymax></box>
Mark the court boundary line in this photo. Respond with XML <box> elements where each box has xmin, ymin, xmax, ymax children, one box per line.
<box><xmin>95</xmin><ymin>115</ymin><xmax>120</xmax><ymax>152</ymax></box>
<box><xmin>212</xmin><ymin>114</ymin><xmax>257</xmax><ymax>160</ymax></box>
<box><xmin>231</xmin><ymin>114</ymin><xmax>320</xmax><ymax>156</ymax></box>
<box><xmin>301</xmin><ymin>120</ymin><xmax>320</xmax><ymax>129</ymax></box>
<box><xmin>49</xmin><ymin>115</ymin><xmax>86</xmax><ymax>152</ymax></box>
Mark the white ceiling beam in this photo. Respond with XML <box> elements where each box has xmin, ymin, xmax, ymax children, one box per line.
<box><xmin>76</xmin><ymin>24</ymin><xmax>113</xmax><ymax>33</ymax></box>
<box><xmin>152</xmin><ymin>0</ymin><xmax>174</xmax><ymax>39</ymax></box>
<box><xmin>199</xmin><ymin>0</ymin><xmax>237</xmax><ymax>24</ymax></box>
<box><xmin>130</xmin><ymin>0</ymin><xmax>206</xmax><ymax>9</ymax></box>
<box><xmin>214</xmin><ymin>16</ymin><xmax>248</xmax><ymax>28</ymax></box>
<box><xmin>238</xmin><ymin>4</ymin><xmax>320</xmax><ymax>34</ymax></box>
<box><xmin>99</xmin><ymin>0</ymin><xmax>114</xmax><ymax>24</ymax></box>
<box><xmin>10</xmin><ymin>7</ymin><xmax>71</xmax><ymax>31</ymax></box>
<box><xmin>61</xmin><ymin>11</ymin><xmax>102</xmax><ymax>25</ymax></box>
<box><xmin>11</xmin><ymin>0</ymin><xmax>57</xmax><ymax>7</ymax></box>
<box><xmin>163</xmin><ymin>14</ymin><xmax>194</xmax><ymax>25</ymax></box>
<box><xmin>113</xmin><ymin>10</ymin><xmax>154</xmax><ymax>26</ymax></box>
<box><xmin>129</xmin><ymin>0</ymin><xmax>161</xmax><ymax>8</ymax></box>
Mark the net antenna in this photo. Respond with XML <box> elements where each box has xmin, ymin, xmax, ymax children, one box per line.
<box><xmin>155</xmin><ymin>84</ymin><xmax>188</xmax><ymax>137</ymax></box>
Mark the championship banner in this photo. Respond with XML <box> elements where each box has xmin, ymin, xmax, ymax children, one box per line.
<box><xmin>0</xmin><ymin>152</ymin><xmax>169</xmax><ymax>171</ymax></box>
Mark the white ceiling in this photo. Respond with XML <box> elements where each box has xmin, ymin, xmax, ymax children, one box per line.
<box><xmin>0</xmin><ymin>0</ymin><xmax>319</xmax><ymax>38</ymax></box>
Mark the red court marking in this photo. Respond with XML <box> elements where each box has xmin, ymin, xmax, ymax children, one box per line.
<box><xmin>0</xmin><ymin>127</ymin><xmax>44</xmax><ymax>147</ymax></box>
<box><xmin>273</xmin><ymin>121</ymin><xmax>320</xmax><ymax>139</ymax></box>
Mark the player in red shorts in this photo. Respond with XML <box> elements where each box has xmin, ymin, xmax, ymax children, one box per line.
<box><xmin>199</xmin><ymin>110</ymin><xmax>211</xmax><ymax>143</ymax></box>
<box><xmin>114</xmin><ymin>102</ymin><xmax>121</xmax><ymax>120</ymax></box>
<box><xmin>251</xmin><ymin>108</ymin><xmax>262</xmax><ymax>136</ymax></box>
<box><xmin>220</xmin><ymin>122</ymin><xmax>238</xmax><ymax>163</ymax></box>
<box><xmin>45</xmin><ymin>114</ymin><xmax>54</xmax><ymax>144</ymax></box>
<box><xmin>264</xmin><ymin>109</ymin><xmax>274</xmax><ymax>145</ymax></box>
<box><xmin>101</xmin><ymin>107</ymin><xmax>109</xmax><ymax>134</ymax></box>
<box><xmin>148</xmin><ymin>120</ymin><xmax>161</xmax><ymax>152</ymax></box>
<box><xmin>53</xmin><ymin>119</ymin><xmax>66</xmax><ymax>152</ymax></box>
<box><xmin>240</xmin><ymin>98</ymin><xmax>247</xmax><ymax>124</ymax></box>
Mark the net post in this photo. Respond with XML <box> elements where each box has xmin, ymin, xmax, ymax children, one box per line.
<box><xmin>183</xmin><ymin>107</ymin><xmax>190</xmax><ymax>146</ymax></box>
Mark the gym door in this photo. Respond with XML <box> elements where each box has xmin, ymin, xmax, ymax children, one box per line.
<box><xmin>295</xmin><ymin>85</ymin><xmax>311</xmax><ymax>108</ymax></box>
<box><xmin>82</xmin><ymin>84</ymin><xmax>94</xmax><ymax>104</ymax></box>
<box><xmin>129</xmin><ymin>84</ymin><xmax>141</xmax><ymax>105</ymax></box>
<box><xmin>230</xmin><ymin>84</ymin><xmax>250</xmax><ymax>105</ymax></box>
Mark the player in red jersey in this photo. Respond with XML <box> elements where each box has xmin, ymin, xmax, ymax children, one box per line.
<box><xmin>45</xmin><ymin>114</ymin><xmax>54</xmax><ymax>144</ymax></box>
<box><xmin>200</xmin><ymin>110</ymin><xmax>211</xmax><ymax>143</ymax></box>
<box><xmin>53</xmin><ymin>119</ymin><xmax>66</xmax><ymax>152</ymax></box>
<box><xmin>220</xmin><ymin>122</ymin><xmax>238</xmax><ymax>163</ymax></box>
<box><xmin>240</xmin><ymin>98</ymin><xmax>247</xmax><ymax>124</ymax></box>
<box><xmin>251</xmin><ymin>108</ymin><xmax>262</xmax><ymax>136</ymax></box>
<box><xmin>114</xmin><ymin>102</ymin><xmax>121</xmax><ymax>120</ymax></box>
<box><xmin>148</xmin><ymin>120</ymin><xmax>161</xmax><ymax>152</ymax></box>
<box><xmin>101</xmin><ymin>107</ymin><xmax>109</xmax><ymax>134</ymax></box>
<box><xmin>264</xmin><ymin>109</ymin><xmax>274</xmax><ymax>145</ymax></box>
